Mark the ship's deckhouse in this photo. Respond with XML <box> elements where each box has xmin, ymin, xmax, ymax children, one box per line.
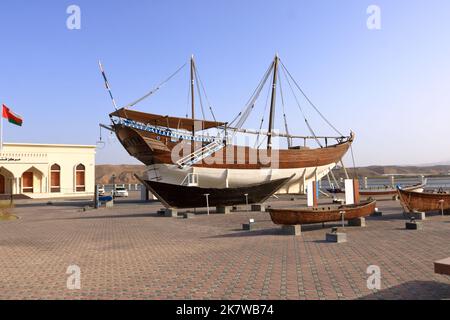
<box><xmin>0</xmin><ymin>143</ymin><xmax>96</xmax><ymax>199</ymax></box>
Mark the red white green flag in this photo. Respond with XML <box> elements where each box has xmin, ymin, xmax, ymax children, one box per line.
<box><xmin>2</xmin><ymin>104</ymin><xmax>23</xmax><ymax>127</ymax></box>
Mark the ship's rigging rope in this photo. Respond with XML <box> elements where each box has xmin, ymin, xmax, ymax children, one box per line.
<box><xmin>123</xmin><ymin>62</ymin><xmax>188</xmax><ymax>109</ymax></box>
<box><xmin>229</xmin><ymin>58</ymin><xmax>345</xmax><ymax>149</ymax></box>
<box><xmin>228</xmin><ymin>61</ymin><xmax>275</xmax><ymax>130</ymax></box>
<box><xmin>278</xmin><ymin>73</ymin><xmax>292</xmax><ymax>148</ymax></box>
<box><xmin>194</xmin><ymin>67</ymin><xmax>207</xmax><ymax>121</ymax></box>
<box><xmin>193</xmin><ymin>63</ymin><xmax>218</xmax><ymax>122</ymax></box>
<box><xmin>279</xmin><ymin>60</ymin><xmax>344</xmax><ymax>137</ymax></box>
<box><xmin>350</xmin><ymin>145</ymin><xmax>359</xmax><ymax>178</ymax></box>
<box><xmin>280</xmin><ymin>64</ymin><xmax>323</xmax><ymax>148</ymax></box>
<box><xmin>255</xmin><ymin>72</ymin><xmax>273</xmax><ymax>148</ymax></box>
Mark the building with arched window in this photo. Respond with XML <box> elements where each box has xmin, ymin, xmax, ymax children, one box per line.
<box><xmin>0</xmin><ymin>143</ymin><xmax>96</xmax><ymax>199</ymax></box>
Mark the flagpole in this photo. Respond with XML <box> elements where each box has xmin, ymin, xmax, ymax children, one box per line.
<box><xmin>0</xmin><ymin>106</ymin><xmax>3</xmax><ymax>153</ymax></box>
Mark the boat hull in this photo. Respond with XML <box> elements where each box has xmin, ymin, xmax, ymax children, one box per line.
<box><xmin>360</xmin><ymin>183</ymin><xmax>426</xmax><ymax>196</ymax></box>
<box><xmin>145</xmin><ymin>163</ymin><xmax>336</xmax><ymax>194</ymax></box>
<box><xmin>137</xmin><ymin>175</ymin><xmax>294</xmax><ymax>209</ymax></box>
<box><xmin>397</xmin><ymin>188</ymin><xmax>450</xmax><ymax>213</ymax></box>
<box><xmin>268</xmin><ymin>200</ymin><xmax>377</xmax><ymax>225</ymax></box>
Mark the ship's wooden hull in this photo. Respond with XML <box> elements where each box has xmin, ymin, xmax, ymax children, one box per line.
<box><xmin>114</xmin><ymin>124</ymin><xmax>353</xmax><ymax>169</ymax></box>
<box><xmin>397</xmin><ymin>188</ymin><xmax>450</xmax><ymax>213</ymax></box>
<box><xmin>360</xmin><ymin>183</ymin><xmax>426</xmax><ymax>196</ymax></box>
<box><xmin>268</xmin><ymin>200</ymin><xmax>377</xmax><ymax>225</ymax></box>
<box><xmin>137</xmin><ymin>175</ymin><xmax>294</xmax><ymax>209</ymax></box>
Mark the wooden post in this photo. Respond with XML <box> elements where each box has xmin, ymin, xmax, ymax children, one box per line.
<box><xmin>313</xmin><ymin>181</ymin><xmax>319</xmax><ymax>207</ymax></box>
<box><xmin>353</xmin><ymin>179</ymin><xmax>360</xmax><ymax>204</ymax></box>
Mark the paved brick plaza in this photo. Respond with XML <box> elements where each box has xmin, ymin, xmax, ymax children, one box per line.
<box><xmin>0</xmin><ymin>197</ymin><xmax>450</xmax><ymax>300</ymax></box>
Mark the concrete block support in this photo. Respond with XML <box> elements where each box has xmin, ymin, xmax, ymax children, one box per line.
<box><xmin>281</xmin><ymin>225</ymin><xmax>302</xmax><ymax>236</ymax></box>
<box><xmin>165</xmin><ymin>208</ymin><xmax>178</xmax><ymax>218</ymax></box>
<box><xmin>105</xmin><ymin>201</ymin><xmax>114</xmax><ymax>208</ymax></box>
<box><xmin>183</xmin><ymin>212</ymin><xmax>195</xmax><ymax>219</ymax></box>
<box><xmin>251</xmin><ymin>204</ymin><xmax>266</xmax><ymax>212</ymax></box>
<box><xmin>348</xmin><ymin>217</ymin><xmax>366</xmax><ymax>227</ymax></box>
<box><xmin>371</xmin><ymin>210</ymin><xmax>383</xmax><ymax>217</ymax></box>
<box><xmin>216</xmin><ymin>206</ymin><xmax>231</xmax><ymax>214</ymax></box>
<box><xmin>406</xmin><ymin>221</ymin><xmax>423</xmax><ymax>230</ymax></box>
<box><xmin>409</xmin><ymin>211</ymin><xmax>426</xmax><ymax>221</ymax></box>
<box><xmin>435</xmin><ymin>258</ymin><xmax>450</xmax><ymax>276</ymax></box>
<box><xmin>326</xmin><ymin>232</ymin><xmax>347</xmax><ymax>243</ymax></box>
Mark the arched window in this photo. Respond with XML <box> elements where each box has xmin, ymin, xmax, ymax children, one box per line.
<box><xmin>22</xmin><ymin>172</ymin><xmax>34</xmax><ymax>193</ymax></box>
<box><xmin>51</xmin><ymin>164</ymin><xmax>61</xmax><ymax>193</ymax></box>
<box><xmin>76</xmin><ymin>164</ymin><xmax>85</xmax><ymax>192</ymax></box>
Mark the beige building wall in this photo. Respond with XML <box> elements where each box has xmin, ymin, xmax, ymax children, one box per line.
<box><xmin>0</xmin><ymin>143</ymin><xmax>96</xmax><ymax>199</ymax></box>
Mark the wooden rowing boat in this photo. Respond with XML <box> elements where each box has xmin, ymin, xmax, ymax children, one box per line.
<box><xmin>359</xmin><ymin>182</ymin><xmax>426</xmax><ymax>196</ymax></box>
<box><xmin>397</xmin><ymin>187</ymin><xmax>450</xmax><ymax>213</ymax></box>
<box><xmin>135</xmin><ymin>175</ymin><xmax>294</xmax><ymax>209</ymax></box>
<box><xmin>268</xmin><ymin>200</ymin><xmax>377</xmax><ymax>225</ymax></box>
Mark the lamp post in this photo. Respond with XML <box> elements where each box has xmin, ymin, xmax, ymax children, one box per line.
<box><xmin>112</xmin><ymin>174</ymin><xmax>116</xmax><ymax>199</ymax></box>
<box><xmin>204</xmin><ymin>194</ymin><xmax>210</xmax><ymax>216</ymax></box>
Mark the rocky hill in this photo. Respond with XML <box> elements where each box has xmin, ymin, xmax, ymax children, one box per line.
<box><xmin>96</xmin><ymin>165</ymin><xmax>147</xmax><ymax>185</ymax></box>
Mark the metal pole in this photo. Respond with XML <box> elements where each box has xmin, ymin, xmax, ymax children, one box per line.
<box><xmin>340</xmin><ymin>210</ymin><xmax>346</xmax><ymax>228</ymax></box>
<box><xmin>267</xmin><ymin>55</ymin><xmax>279</xmax><ymax>150</ymax></box>
<box><xmin>245</xmin><ymin>193</ymin><xmax>249</xmax><ymax>211</ymax></box>
<box><xmin>112</xmin><ymin>174</ymin><xmax>116</xmax><ymax>199</ymax></box>
<box><xmin>440</xmin><ymin>200</ymin><xmax>444</xmax><ymax>217</ymax></box>
<box><xmin>0</xmin><ymin>110</ymin><xmax>3</xmax><ymax>152</ymax></box>
<box><xmin>204</xmin><ymin>194</ymin><xmax>210</xmax><ymax>216</ymax></box>
<box><xmin>94</xmin><ymin>185</ymin><xmax>99</xmax><ymax>209</ymax></box>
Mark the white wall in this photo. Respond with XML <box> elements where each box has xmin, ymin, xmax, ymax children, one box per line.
<box><xmin>0</xmin><ymin>143</ymin><xmax>96</xmax><ymax>199</ymax></box>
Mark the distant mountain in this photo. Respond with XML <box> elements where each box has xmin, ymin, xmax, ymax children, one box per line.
<box><xmin>96</xmin><ymin>165</ymin><xmax>146</xmax><ymax>185</ymax></box>
<box><xmin>416</xmin><ymin>161</ymin><xmax>450</xmax><ymax>167</ymax></box>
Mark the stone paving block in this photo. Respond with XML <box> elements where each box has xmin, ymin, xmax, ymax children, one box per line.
<box><xmin>1</xmin><ymin>197</ymin><xmax>450</xmax><ymax>300</ymax></box>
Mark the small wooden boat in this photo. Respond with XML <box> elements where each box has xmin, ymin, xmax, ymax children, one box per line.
<box><xmin>360</xmin><ymin>182</ymin><xmax>426</xmax><ymax>196</ymax></box>
<box><xmin>135</xmin><ymin>175</ymin><xmax>294</xmax><ymax>209</ymax></box>
<box><xmin>268</xmin><ymin>200</ymin><xmax>377</xmax><ymax>225</ymax></box>
<box><xmin>397</xmin><ymin>187</ymin><xmax>450</xmax><ymax>213</ymax></box>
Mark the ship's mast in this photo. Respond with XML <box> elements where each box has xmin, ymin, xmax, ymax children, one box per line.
<box><xmin>267</xmin><ymin>54</ymin><xmax>279</xmax><ymax>150</ymax></box>
<box><xmin>190</xmin><ymin>55</ymin><xmax>196</xmax><ymax>137</ymax></box>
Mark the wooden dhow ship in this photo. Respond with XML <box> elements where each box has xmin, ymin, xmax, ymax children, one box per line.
<box><xmin>100</xmin><ymin>55</ymin><xmax>355</xmax><ymax>194</ymax></box>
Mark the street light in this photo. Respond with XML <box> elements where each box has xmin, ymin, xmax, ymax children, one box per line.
<box><xmin>112</xmin><ymin>174</ymin><xmax>116</xmax><ymax>199</ymax></box>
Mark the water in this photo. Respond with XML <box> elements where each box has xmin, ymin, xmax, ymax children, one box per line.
<box><xmin>321</xmin><ymin>176</ymin><xmax>450</xmax><ymax>191</ymax></box>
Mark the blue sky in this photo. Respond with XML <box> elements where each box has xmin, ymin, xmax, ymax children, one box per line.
<box><xmin>0</xmin><ymin>0</ymin><xmax>449</xmax><ymax>166</ymax></box>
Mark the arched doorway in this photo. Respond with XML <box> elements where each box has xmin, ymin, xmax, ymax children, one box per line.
<box><xmin>0</xmin><ymin>167</ymin><xmax>15</xmax><ymax>195</ymax></box>
<box><xmin>50</xmin><ymin>164</ymin><xmax>61</xmax><ymax>193</ymax></box>
<box><xmin>22</xmin><ymin>172</ymin><xmax>34</xmax><ymax>193</ymax></box>
<box><xmin>0</xmin><ymin>174</ymin><xmax>5</xmax><ymax>195</ymax></box>
<box><xmin>75</xmin><ymin>164</ymin><xmax>85</xmax><ymax>192</ymax></box>
<box><xmin>21</xmin><ymin>167</ymin><xmax>44</xmax><ymax>194</ymax></box>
